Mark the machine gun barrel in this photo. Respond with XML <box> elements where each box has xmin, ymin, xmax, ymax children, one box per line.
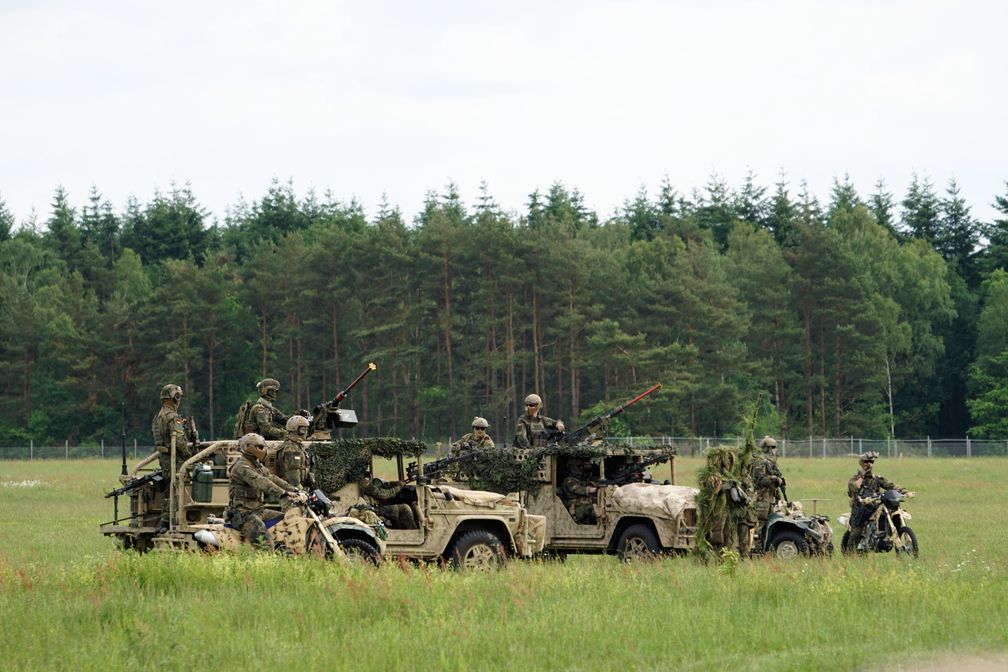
<box><xmin>595</xmin><ymin>452</ymin><xmax>672</xmax><ymax>486</ymax></box>
<box><xmin>329</xmin><ymin>362</ymin><xmax>377</xmax><ymax>406</ymax></box>
<box><xmin>105</xmin><ymin>469</ymin><xmax>164</xmax><ymax>498</ymax></box>
<box><xmin>549</xmin><ymin>383</ymin><xmax>662</xmax><ymax>449</ymax></box>
<box><xmin>407</xmin><ymin>450</ymin><xmax>479</xmax><ymax>482</ymax></box>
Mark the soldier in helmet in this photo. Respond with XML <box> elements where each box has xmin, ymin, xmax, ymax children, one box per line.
<box><xmin>750</xmin><ymin>436</ymin><xmax>785</xmax><ymax>535</ymax></box>
<box><xmin>236</xmin><ymin>378</ymin><xmax>287</xmax><ymax>440</ymax></box>
<box><xmin>357</xmin><ymin>476</ymin><xmax>418</xmax><ymax>529</ymax></box>
<box><xmin>228</xmin><ymin>433</ymin><xmax>302</xmax><ymax>549</ymax></box>
<box><xmin>514</xmin><ymin>394</ymin><xmax>565</xmax><ymax>450</ymax></box>
<box><xmin>451</xmin><ymin>416</ymin><xmax>495</xmax><ymax>457</ymax></box>
<box><xmin>845</xmin><ymin>451</ymin><xmax>906</xmax><ymax>553</ymax></box>
<box><xmin>560</xmin><ymin>459</ymin><xmax>598</xmax><ymax>524</ymax></box>
<box><xmin>275</xmin><ymin>415</ymin><xmax>314</xmax><ymax>490</ymax></box>
<box><xmin>151</xmin><ymin>384</ymin><xmax>197</xmax><ymax>533</ymax></box>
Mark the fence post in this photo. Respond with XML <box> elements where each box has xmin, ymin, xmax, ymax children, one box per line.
<box><xmin>134</xmin><ymin>438</ymin><xmax>137</xmax><ymax>459</ymax></box>
<box><xmin>859</xmin><ymin>438</ymin><xmax>863</xmax><ymax>454</ymax></box>
<box><xmin>809</xmin><ymin>435</ymin><xmax>813</xmax><ymax>458</ymax></box>
<box><xmin>30</xmin><ymin>439</ymin><xmax>33</xmax><ymax>461</ymax></box>
<box><xmin>65</xmin><ymin>440</ymin><xmax>68</xmax><ymax>460</ymax></box>
<box><xmin>782</xmin><ymin>438</ymin><xmax>786</xmax><ymax>458</ymax></box>
<box><xmin>849</xmin><ymin>435</ymin><xmax>853</xmax><ymax>456</ymax></box>
<box><xmin>101</xmin><ymin>439</ymin><xmax>104</xmax><ymax>459</ymax></box>
<box><xmin>967</xmin><ymin>435</ymin><xmax>971</xmax><ymax>458</ymax></box>
<box><xmin>822</xmin><ymin>437</ymin><xmax>826</xmax><ymax>459</ymax></box>
<box><xmin>928</xmin><ymin>436</ymin><xmax>932</xmax><ymax>458</ymax></box>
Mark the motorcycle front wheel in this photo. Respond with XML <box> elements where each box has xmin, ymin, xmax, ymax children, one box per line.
<box><xmin>896</xmin><ymin>526</ymin><xmax>919</xmax><ymax>559</ymax></box>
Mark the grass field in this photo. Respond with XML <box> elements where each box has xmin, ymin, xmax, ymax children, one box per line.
<box><xmin>1</xmin><ymin>457</ymin><xmax>1006</xmax><ymax>671</ymax></box>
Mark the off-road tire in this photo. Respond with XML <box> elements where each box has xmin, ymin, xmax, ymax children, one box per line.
<box><xmin>339</xmin><ymin>537</ymin><xmax>383</xmax><ymax>565</ymax></box>
<box><xmin>447</xmin><ymin>529</ymin><xmax>506</xmax><ymax>570</ymax></box>
<box><xmin>896</xmin><ymin>526</ymin><xmax>919</xmax><ymax>559</ymax></box>
<box><xmin>770</xmin><ymin>530</ymin><xmax>810</xmax><ymax>559</ymax></box>
<box><xmin>616</xmin><ymin>524</ymin><xmax>660</xmax><ymax>562</ymax></box>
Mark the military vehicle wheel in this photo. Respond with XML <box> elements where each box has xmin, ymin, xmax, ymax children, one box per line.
<box><xmin>770</xmin><ymin>530</ymin><xmax>809</xmax><ymax>559</ymax></box>
<box><xmin>895</xmin><ymin>527</ymin><xmax>919</xmax><ymax>559</ymax></box>
<box><xmin>447</xmin><ymin>530</ymin><xmax>506</xmax><ymax>570</ymax></box>
<box><xmin>616</xmin><ymin>524</ymin><xmax>660</xmax><ymax>562</ymax></box>
<box><xmin>339</xmin><ymin>537</ymin><xmax>383</xmax><ymax>565</ymax></box>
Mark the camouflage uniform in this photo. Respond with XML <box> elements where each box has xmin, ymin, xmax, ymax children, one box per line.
<box><xmin>229</xmin><ymin>453</ymin><xmax>294</xmax><ymax>548</ymax></box>
<box><xmin>151</xmin><ymin>386</ymin><xmax>194</xmax><ymax>529</ymax></box>
<box><xmin>275</xmin><ymin>438</ymin><xmax>313</xmax><ymax>489</ymax></box>
<box><xmin>846</xmin><ymin>466</ymin><xmax>899</xmax><ymax>552</ymax></box>
<box><xmin>750</xmin><ymin>454</ymin><xmax>783</xmax><ymax>523</ymax></box>
<box><xmin>244</xmin><ymin>397</ymin><xmax>286</xmax><ymax>440</ymax></box>
<box><xmin>451</xmin><ymin>432</ymin><xmax>495</xmax><ymax>457</ymax></box>
<box><xmin>359</xmin><ymin>477</ymin><xmax>417</xmax><ymax>529</ymax></box>
<box><xmin>560</xmin><ymin>469</ymin><xmax>598</xmax><ymax>524</ymax></box>
<box><xmin>514</xmin><ymin>413</ymin><xmax>562</xmax><ymax>449</ymax></box>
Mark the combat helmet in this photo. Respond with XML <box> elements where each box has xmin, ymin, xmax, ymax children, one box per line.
<box><xmin>758</xmin><ymin>435</ymin><xmax>777</xmax><ymax>452</ymax></box>
<box><xmin>257</xmin><ymin>378</ymin><xmax>280</xmax><ymax>401</ymax></box>
<box><xmin>285</xmin><ymin>414</ymin><xmax>310</xmax><ymax>438</ymax></box>
<box><xmin>160</xmin><ymin>384</ymin><xmax>183</xmax><ymax>404</ymax></box>
<box><xmin>471</xmin><ymin>416</ymin><xmax>489</xmax><ymax>429</ymax></box>
<box><xmin>524</xmin><ymin>394</ymin><xmax>542</xmax><ymax>408</ymax></box>
<box><xmin>859</xmin><ymin>450</ymin><xmax>879</xmax><ymax>466</ymax></box>
<box><xmin>239</xmin><ymin>433</ymin><xmax>268</xmax><ymax>462</ymax></box>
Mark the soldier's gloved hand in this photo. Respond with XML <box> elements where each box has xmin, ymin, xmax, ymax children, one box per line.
<box><xmin>587</xmin><ymin>486</ymin><xmax>598</xmax><ymax>495</ymax></box>
<box><xmin>286</xmin><ymin>490</ymin><xmax>308</xmax><ymax>504</ymax></box>
<box><xmin>555</xmin><ymin>421</ymin><xmax>566</xmax><ymax>432</ymax></box>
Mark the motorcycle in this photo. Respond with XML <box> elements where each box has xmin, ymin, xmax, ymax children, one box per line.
<box><xmin>193</xmin><ymin>489</ymin><xmax>386</xmax><ymax>563</ymax></box>
<box><xmin>838</xmin><ymin>489</ymin><xmax>917</xmax><ymax>558</ymax></box>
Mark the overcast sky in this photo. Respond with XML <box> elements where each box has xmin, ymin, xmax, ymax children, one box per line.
<box><xmin>1</xmin><ymin>0</ymin><xmax>1005</xmax><ymax>227</ymax></box>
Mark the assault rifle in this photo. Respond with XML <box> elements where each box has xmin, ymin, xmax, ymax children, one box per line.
<box><xmin>595</xmin><ymin>452</ymin><xmax>674</xmax><ymax>487</ymax></box>
<box><xmin>105</xmin><ymin>470</ymin><xmax>165</xmax><ymax>498</ymax></box>
<box><xmin>407</xmin><ymin>447</ymin><xmax>488</xmax><ymax>482</ymax></box>
<box><xmin>541</xmin><ymin>383</ymin><xmax>662</xmax><ymax>452</ymax></box>
<box><xmin>768</xmin><ymin>460</ymin><xmax>789</xmax><ymax>504</ymax></box>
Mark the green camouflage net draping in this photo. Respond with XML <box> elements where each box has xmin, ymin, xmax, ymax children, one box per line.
<box><xmin>311</xmin><ymin>438</ymin><xmax>427</xmax><ymax>493</ymax></box>
<box><xmin>695</xmin><ymin>429</ymin><xmax>759</xmax><ymax>560</ymax></box>
<box><xmin>457</xmin><ymin>441</ymin><xmax>673</xmax><ymax>494</ymax></box>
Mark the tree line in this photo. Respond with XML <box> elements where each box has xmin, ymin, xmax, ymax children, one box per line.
<box><xmin>2</xmin><ymin>172</ymin><xmax>1008</xmax><ymax>445</ymax></box>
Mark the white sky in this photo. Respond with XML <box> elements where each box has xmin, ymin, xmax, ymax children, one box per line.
<box><xmin>1</xmin><ymin>0</ymin><xmax>1006</xmax><ymax>226</ymax></box>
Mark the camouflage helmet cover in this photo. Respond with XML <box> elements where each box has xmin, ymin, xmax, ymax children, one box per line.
<box><xmin>239</xmin><ymin>433</ymin><xmax>268</xmax><ymax>461</ymax></box>
<box><xmin>759</xmin><ymin>435</ymin><xmax>777</xmax><ymax>451</ymax></box>
<box><xmin>286</xmin><ymin>414</ymin><xmax>310</xmax><ymax>435</ymax></box>
<box><xmin>160</xmin><ymin>384</ymin><xmax>183</xmax><ymax>402</ymax></box>
<box><xmin>256</xmin><ymin>378</ymin><xmax>280</xmax><ymax>394</ymax></box>
<box><xmin>524</xmin><ymin>393</ymin><xmax>542</xmax><ymax>407</ymax></box>
<box><xmin>471</xmin><ymin>416</ymin><xmax>489</xmax><ymax>429</ymax></box>
<box><xmin>859</xmin><ymin>450</ymin><xmax>880</xmax><ymax>465</ymax></box>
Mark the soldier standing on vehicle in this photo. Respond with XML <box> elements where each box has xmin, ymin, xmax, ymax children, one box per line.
<box><xmin>845</xmin><ymin>451</ymin><xmax>904</xmax><ymax>553</ymax></box>
<box><xmin>151</xmin><ymin>384</ymin><xmax>197</xmax><ymax>533</ymax></box>
<box><xmin>514</xmin><ymin>394</ymin><xmax>565</xmax><ymax>449</ymax></box>
<box><xmin>275</xmin><ymin>415</ymin><xmax>314</xmax><ymax>490</ymax></box>
<box><xmin>357</xmin><ymin>476</ymin><xmax>418</xmax><ymax>529</ymax></box>
<box><xmin>229</xmin><ymin>433</ymin><xmax>301</xmax><ymax>549</ymax></box>
<box><xmin>235</xmin><ymin>378</ymin><xmax>287</xmax><ymax>439</ymax></box>
<box><xmin>751</xmin><ymin>436</ymin><xmax>784</xmax><ymax>530</ymax></box>
<box><xmin>451</xmin><ymin>417</ymin><xmax>495</xmax><ymax>457</ymax></box>
<box><xmin>560</xmin><ymin>460</ymin><xmax>598</xmax><ymax>524</ymax></box>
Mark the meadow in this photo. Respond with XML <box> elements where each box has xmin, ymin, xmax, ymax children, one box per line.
<box><xmin>1</xmin><ymin>456</ymin><xmax>1005</xmax><ymax>672</ymax></box>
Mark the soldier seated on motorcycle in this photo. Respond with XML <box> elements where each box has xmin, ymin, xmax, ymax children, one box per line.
<box><xmin>845</xmin><ymin>451</ymin><xmax>906</xmax><ymax>553</ymax></box>
<box><xmin>228</xmin><ymin>433</ymin><xmax>303</xmax><ymax>550</ymax></box>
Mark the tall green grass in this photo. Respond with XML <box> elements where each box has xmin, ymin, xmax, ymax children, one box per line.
<box><xmin>1</xmin><ymin>458</ymin><xmax>1005</xmax><ymax>671</ymax></box>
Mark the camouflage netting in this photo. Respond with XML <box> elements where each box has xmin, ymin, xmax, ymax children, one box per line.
<box><xmin>311</xmin><ymin>438</ymin><xmax>427</xmax><ymax>493</ymax></box>
<box><xmin>460</xmin><ymin>441</ymin><xmax>674</xmax><ymax>494</ymax></box>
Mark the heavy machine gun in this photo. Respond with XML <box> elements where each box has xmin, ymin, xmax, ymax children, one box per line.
<box><xmin>595</xmin><ymin>451</ymin><xmax>674</xmax><ymax>487</ymax></box>
<box><xmin>543</xmin><ymin>383</ymin><xmax>662</xmax><ymax>452</ymax></box>
<box><xmin>310</xmin><ymin>362</ymin><xmax>376</xmax><ymax>435</ymax></box>
<box><xmin>105</xmin><ymin>469</ymin><xmax>165</xmax><ymax>498</ymax></box>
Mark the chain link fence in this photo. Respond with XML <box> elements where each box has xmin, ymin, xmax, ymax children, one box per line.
<box><xmin>3</xmin><ymin>436</ymin><xmax>1008</xmax><ymax>460</ymax></box>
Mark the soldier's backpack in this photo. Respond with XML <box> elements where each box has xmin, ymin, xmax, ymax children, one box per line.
<box><xmin>234</xmin><ymin>401</ymin><xmax>254</xmax><ymax>439</ymax></box>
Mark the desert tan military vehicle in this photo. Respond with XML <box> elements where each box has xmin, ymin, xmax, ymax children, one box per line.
<box><xmin>517</xmin><ymin>445</ymin><xmax>698</xmax><ymax>560</ymax></box>
<box><xmin>327</xmin><ymin>447</ymin><xmax>546</xmax><ymax>570</ymax></box>
<box><xmin>100</xmin><ymin>439</ymin><xmax>386</xmax><ymax>562</ymax></box>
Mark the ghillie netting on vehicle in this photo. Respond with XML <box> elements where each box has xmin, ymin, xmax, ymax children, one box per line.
<box><xmin>312</xmin><ymin>438</ymin><xmax>426</xmax><ymax>493</ymax></box>
<box><xmin>457</xmin><ymin>441</ymin><xmax>674</xmax><ymax>494</ymax></box>
<box><xmin>695</xmin><ymin>401</ymin><xmax>760</xmax><ymax>560</ymax></box>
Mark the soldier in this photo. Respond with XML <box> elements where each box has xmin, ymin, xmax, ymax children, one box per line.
<box><xmin>151</xmin><ymin>384</ymin><xmax>197</xmax><ymax>533</ymax></box>
<box><xmin>236</xmin><ymin>378</ymin><xmax>287</xmax><ymax>439</ymax></box>
<box><xmin>275</xmin><ymin>415</ymin><xmax>314</xmax><ymax>490</ymax></box>
<box><xmin>451</xmin><ymin>416</ymin><xmax>495</xmax><ymax>457</ymax></box>
<box><xmin>514</xmin><ymin>394</ymin><xmax>565</xmax><ymax>449</ymax></box>
<box><xmin>560</xmin><ymin>460</ymin><xmax>598</xmax><ymax>524</ymax></box>
<box><xmin>750</xmin><ymin>436</ymin><xmax>784</xmax><ymax>532</ymax></box>
<box><xmin>228</xmin><ymin>433</ymin><xmax>301</xmax><ymax>549</ymax></box>
<box><xmin>358</xmin><ymin>476</ymin><xmax>418</xmax><ymax>529</ymax></box>
<box><xmin>845</xmin><ymin>451</ymin><xmax>905</xmax><ymax>553</ymax></box>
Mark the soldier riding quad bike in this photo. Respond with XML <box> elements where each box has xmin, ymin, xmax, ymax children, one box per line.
<box><xmin>753</xmin><ymin>500</ymin><xmax>834</xmax><ymax>559</ymax></box>
<box><xmin>101</xmin><ymin>439</ymin><xmax>386</xmax><ymax>563</ymax></box>
<box><xmin>838</xmin><ymin>489</ymin><xmax>918</xmax><ymax>558</ymax></box>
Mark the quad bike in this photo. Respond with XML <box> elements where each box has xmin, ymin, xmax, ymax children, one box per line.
<box><xmin>754</xmin><ymin>500</ymin><xmax>834</xmax><ymax>559</ymax></box>
<box><xmin>838</xmin><ymin>489</ymin><xmax>917</xmax><ymax>558</ymax></box>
